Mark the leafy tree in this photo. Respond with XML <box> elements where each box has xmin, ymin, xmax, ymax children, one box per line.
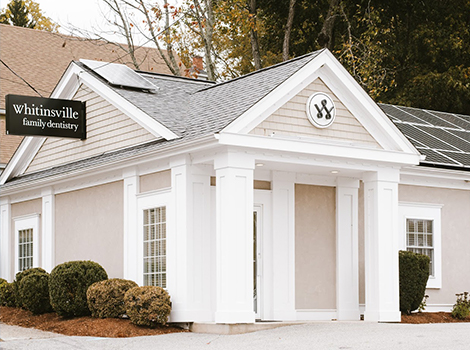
<box><xmin>0</xmin><ymin>0</ymin><xmax>58</xmax><ymax>32</ymax></box>
<box><xmin>0</xmin><ymin>0</ymin><xmax>36</xmax><ymax>28</ymax></box>
<box><xmin>76</xmin><ymin>0</ymin><xmax>469</xmax><ymax>114</ymax></box>
<box><xmin>338</xmin><ymin>0</ymin><xmax>470</xmax><ymax>114</ymax></box>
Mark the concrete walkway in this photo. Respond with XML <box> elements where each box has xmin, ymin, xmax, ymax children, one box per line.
<box><xmin>1</xmin><ymin>321</ymin><xmax>469</xmax><ymax>350</ymax></box>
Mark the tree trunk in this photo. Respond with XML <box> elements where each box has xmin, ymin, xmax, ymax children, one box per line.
<box><xmin>282</xmin><ymin>0</ymin><xmax>297</xmax><ymax>61</ymax></box>
<box><xmin>202</xmin><ymin>0</ymin><xmax>216</xmax><ymax>80</ymax></box>
<box><xmin>318</xmin><ymin>0</ymin><xmax>340</xmax><ymax>50</ymax></box>
<box><xmin>249</xmin><ymin>0</ymin><xmax>262</xmax><ymax>70</ymax></box>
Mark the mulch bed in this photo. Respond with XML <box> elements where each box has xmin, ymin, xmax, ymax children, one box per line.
<box><xmin>1</xmin><ymin>306</ymin><xmax>469</xmax><ymax>338</ymax></box>
<box><xmin>0</xmin><ymin>306</ymin><xmax>188</xmax><ymax>338</ymax></box>
<box><xmin>400</xmin><ymin>311</ymin><xmax>470</xmax><ymax>324</ymax></box>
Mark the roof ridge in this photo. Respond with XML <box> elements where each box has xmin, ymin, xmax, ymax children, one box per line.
<box><xmin>194</xmin><ymin>49</ymin><xmax>324</xmax><ymax>93</ymax></box>
<box><xmin>138</xmin><ymin>70</ymin><xmax>216</xmax><ymax>85</ymax></box>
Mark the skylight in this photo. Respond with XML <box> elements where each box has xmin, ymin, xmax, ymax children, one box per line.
<box><xmin>80</xmin><ymin>59</ymin><xmax>158</xmax><ymax>92</ymax></box>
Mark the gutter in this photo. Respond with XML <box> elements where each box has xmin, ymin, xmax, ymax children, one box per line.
<box><xmin>1</xmin><ymin>134</ymin><xmax>217</xmax><ymax>195</ymax></box>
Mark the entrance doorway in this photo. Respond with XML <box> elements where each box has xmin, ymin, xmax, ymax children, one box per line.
<box><xmin>253</xmin><ymin>205</ymin><xmax>262</xmax><ymax>319</ymax></box>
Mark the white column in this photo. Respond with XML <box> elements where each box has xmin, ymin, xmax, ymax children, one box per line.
<box><xmin>214</xmin><ymin>152</ymin><xmax>255</xmax><ymax>324</ymax></box>
<box><xmin>272</xmin><ymin>171</ymin><xmax>296</xmax><ymax>320</ymax></box>
<box><xmin>336</xmin><ymin>177</ymin><xmax>360</xmax><ymax>320</ymax></box>
<box><xmin>123</xmin><ymin>169</ymin><xmax>139</xmax><ymax>281</ymax></box>
<box><xmin>186</xmin><ymin>165</ymin><xmax>212</xmax><ymax>321</ymax></box>
<box><xmin>0</xmin><ymin>198</ymin><xmax>11</xmax><ymax>281</ymax></box>
<box><xmin>170</xmin><ymin>158</ymin><xmax>213</xmax><ymax>322</ymax></box>
<box><xmin>363</xmin><ymin>169</ymin><xmax>401</xmax><ymax>322</ymax></box>
<box><xmin>170</xmin><ymin>156</ymin><xmax>190</xmax><ymax>321</ymax></box>
<box><xmin>41</xmin><ymin>188</ymin><xmax>55</xmax><ymax>272</ymax></box>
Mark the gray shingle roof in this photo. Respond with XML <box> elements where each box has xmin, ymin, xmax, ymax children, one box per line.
<box><xmin>4</xmin><ymin>138</ymin><xmax>184</xmax><ymax>188</ymax></box>
<box><xmin>80</xmin><ymin>51</ymin><xmax>322</xmax><ymax>139</ymax></box>
<box><xmin>184</xmin><ymin>51</ymin><xmax>322</xmax><ymax>137</ymax></box>
<box><xmin>5</xmin><ymin>51</ymin><xmax>470</xmax><ymax>188</ymax></box>
<box><xmin>3</xmin><ymin>52</ymin><xmax>322</xmax><ymax>187</ymax></box>
<box><xmin>380</xmin><ymin>104</ymin><xmax>470</xmax><ymax>170</ymax></box>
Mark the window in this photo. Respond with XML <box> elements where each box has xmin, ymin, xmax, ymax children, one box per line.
<box><xmin>143</xmin><ymin>207</ymin><xmax>166</xmax><ymax>288</ymax></box>
<box><xmin>406</xmin><ymin>219</ymin><xmax>434</xmax><ymax>276</ymax></box>
<box><xmin>14</xmin><ymin>214</ymin><xmax>40</xmax><ymax>274</ymax></box>
<box><xmin>18</xmin><ymin>228</ymin><xmax>34</xmax><ymax>271</ymax></box>
<box><xmin>399</xmin><ymin>203</ymin><xmax>442</xmax><ymax>289</ymax></box>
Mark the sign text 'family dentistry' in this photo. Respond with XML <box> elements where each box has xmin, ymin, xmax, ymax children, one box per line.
<box><xmin>6</xmin><ymin>95</ymin><xmax>86</xmax><ymax>139</ymax></box>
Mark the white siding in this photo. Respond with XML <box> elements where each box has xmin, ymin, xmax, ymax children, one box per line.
<box><xmin>250</xmin><ymin>78</ymin><xmax>381</xmax><ymax>148</ymax></box>
<box><xmin>26</xmin><ymin>85</ymin><xmax>157</xmax><ymax>173</ymax></box>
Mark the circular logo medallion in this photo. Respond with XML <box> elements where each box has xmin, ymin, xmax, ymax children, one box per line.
<box><xmin>306</xmin><ymin>92</ymin><xmax>336</xmax><ymax>129</ymax></box>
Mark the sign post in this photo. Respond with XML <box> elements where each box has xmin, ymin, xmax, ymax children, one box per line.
<box><xmin>5</xmin><ymin>95</ymin><xmax>86</xmax><ymax>139</ymax></box>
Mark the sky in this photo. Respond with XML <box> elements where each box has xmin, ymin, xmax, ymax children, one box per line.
<box><xmin>30</xmin><ymin>0</ymin><xmax>105</xmax><ymax>34</ymax></box>
<box><xmin>0</xmin><ymin>0</ymin><xmax>123</xmax><ymax>42</ymax></box>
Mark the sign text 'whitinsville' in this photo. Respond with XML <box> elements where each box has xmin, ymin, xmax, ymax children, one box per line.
<box><xmin>6</xmin><ymin>95</ymin><xmax>86</xmax><ymax>139</ymax></box>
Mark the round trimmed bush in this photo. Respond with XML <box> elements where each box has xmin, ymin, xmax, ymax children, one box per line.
<box><xmin>0</xmin><ymin>282</ymin><xmax>16</xmax><ymax>307</ymax></box>
<box><xmin>124</xmin><ymin>286</ymin><xmax>171</xmax><ymax>327</ymax></box>
<box><xmin>0</xmin><ymin>278</ymin><xmax>6</xmax><ymax>285</ymax></box>
<box><xmin>15</xmin><ymin>268</ymin><xmax>47</xmax><ymax>307</ymax></box>
<box><xmin>399</xmin><ymin>250</ymin><xmax>430</xmax><ymax>314</ymax></box>
<box><xmin>18</xmin><ymin>271</ymin><xmax>53</xmax><ymax>314</ymax></box>
<box><xmin>49</xmin><ymin>260</ymin><xmax>108</xmax><ymax>317</ymax></box>
<box><xmin>87</xmin><ymin>278</ymin><xmax>138</xmax><ymax>318</ymax></box>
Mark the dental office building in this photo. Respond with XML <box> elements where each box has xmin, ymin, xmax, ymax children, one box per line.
<box><xmin>1</xmin><ymin>49</ymin><xmax>469</xmax><ymax>324</ymax></box>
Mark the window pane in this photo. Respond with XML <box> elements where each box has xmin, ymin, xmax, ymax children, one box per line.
<box><xmin>406</xmin><ymin>218</ymin><xmax>434</xmax><ymax>277</ymax></box>
<box><xmin>18</xmin><ymin>228</ymin><xmax>34</xmax><ymax>271</ymax></box>
<box><xmin>143</xmin><ymin>206</ymin><xmax>166</xmax><ymax>288</ymax></box>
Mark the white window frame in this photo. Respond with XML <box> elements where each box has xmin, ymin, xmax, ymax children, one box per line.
<box><xmin>398</xmin><ymin>203</ymin><xmax>442</xmax><ymax>289</ymax></box>
<box><xmin>14</xmin><ymin>214</ymin><xmax>40</xmax><ymax>274</ymax></box>
<box><xmin>136</xmin><ymin>190</ymin><xmax>171</xmax><ymax>287</ymax></box>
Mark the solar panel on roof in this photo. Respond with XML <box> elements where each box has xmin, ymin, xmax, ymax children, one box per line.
<box><xmin>427</xmin><ymin>110</ymin><xmax>470</xmax><ymax>130</ymax></box>
<box><xmin>417</xmin><ymin>148</ymin><xmax>460</xmax><ymax>166</ymax></box>
<box><xmin>382</xmin><ymin>103</ymin><xmax>470</xmax><ymax>169</ymax></box>
<box><xmin>398</xmin><ymin>107</ymin><xmax>456</xmax><ymax>128</ymax></box>
<box><xmin>80</xmin><ymin>59</ymin><xmax>158</xmax><ymax>92</ymax></box>
<box><xmin>440</xmin><ymin>151</ymin><xmax>470</xmax><ymax>168</ymax></box>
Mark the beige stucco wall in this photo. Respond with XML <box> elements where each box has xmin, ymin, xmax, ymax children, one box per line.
<box><xmin>26</xmin><ymin>85</ymin><xmax>156</xmax><ymax>173</ymax></box>
<box><xmin>250</xmin><ymin>78</ymin><xmax>381</xmax><ymax>148</ymax></box>
<box><xmin>295</xmin><ymin>184</ymin><xmax>336</xmax><ymax>310</ymax></box>
<box><xmin>139</xmin><ymin>170</ymin><xmax>171</xmax><ymax>193</ymax></box>
<box><xmin>55</xmin><ymin>181</ymin><xmax>124</xmax><ymax>278</ymax></box>
<box><xmin>10</xmin><ymin>199</ymin><xmax>42</xmax><ymax>279</ymax></box>
<box><xmin>399</xmin><ymin>185</ymin><xmax>470</xmax><ymax>305</ymax></box>
<box><xmin>358</xmin><ymin>184</ymin><xmax>470</xmax><ymax>307</ymax></box>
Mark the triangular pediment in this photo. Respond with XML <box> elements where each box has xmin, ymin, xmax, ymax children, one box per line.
<box><xmin>223</xmin><ymin>50</ymin><xmax>418</xmax><ymax>155</ymax></box>
<box><xmin>249</xmin><ymin>78</ymin><xmax>381</xmax><ymax>148</ymax></box>
<box><xmin>25</xmin><ymin>85</ymin><xmax>157</xmax><ymax>174</ymax></box>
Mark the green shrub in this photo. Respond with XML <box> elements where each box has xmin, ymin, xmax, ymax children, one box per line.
<box><xmin>124</xmin><ymin>286</ymin><xmax>171</xmax><ymax>327</ymax></box>
<box><xmin>87</xmin><ymin>278</ymin><xmax>138</xmax><ymax>318</ymax></box>
<box><xmin>49</xmin><ymin>260</ymin><xmax>108</xmax><ymax>317</ymax></box>
<box><xmin>18</xmin><ymin>271</ymin><xmax>53</xmax><ymax>314</ymax></box>
<box><xmin>14</xmin><ymin>268</ymin><xmax>47</xmax><ymax>307</ymax></box>
<box><xmin>399</xmin><ymin>250</ymin><xmax>430</xmax><ymax>314</ymax></box>
<box><xmin>0</xmin><ymin>278</ymin><xmax>6</xmax><ymax>285</ymax></box>
<box><xmin>0</xmin><ymin>282</ymin><xmax>16</xmax><ymax>307</ymax></box>
<box><xmin>451</xmin><ymin>292</ymin><xmax>470</xmax><ymax>320</ymax></box>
